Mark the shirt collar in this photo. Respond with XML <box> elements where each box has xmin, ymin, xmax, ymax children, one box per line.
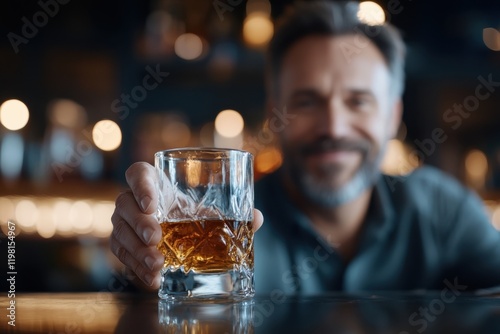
<box><xmin>357</xmin><ymin>175</ymin><xmax>396</xmax><ymax>246</ymax></box>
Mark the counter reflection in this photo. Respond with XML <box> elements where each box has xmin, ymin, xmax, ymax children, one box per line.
<box><xmin>158</xmin><ymin>299</ymin><xmax>254</xmax><ymax>334</ymax></box>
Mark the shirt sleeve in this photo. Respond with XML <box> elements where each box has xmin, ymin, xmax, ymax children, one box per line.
<box><xmin>441</xmin><ymin>190</ymin><xmax>500</xmax><ymax>290</ymax></box>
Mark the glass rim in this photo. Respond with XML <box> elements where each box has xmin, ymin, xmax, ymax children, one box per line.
<box><xmin>155</xmin><ymin>147</ymin><xmax>253</xmax><ymax>161</ymax></box>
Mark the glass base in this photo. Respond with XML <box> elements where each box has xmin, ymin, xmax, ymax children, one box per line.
<box><xmin>158</xmin><ymin>267</ymin><xmax>254</xmax><ymax>301</ymax></box>
<box><xmin>158</xmin><ymin>298</ymin><xmax>255</xmax><ymax>333</ymax></box>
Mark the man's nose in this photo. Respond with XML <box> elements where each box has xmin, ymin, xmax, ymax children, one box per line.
<box><xmin>318</xmin><ymin>99</ymin><xmax>351</xmax><ymax>138</ymax></box>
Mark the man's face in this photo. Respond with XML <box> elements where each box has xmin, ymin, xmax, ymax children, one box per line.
<box><xmin>275</xmin><ymin>35</ymin><xmax>401</xmax><ymax>207</ymax></box>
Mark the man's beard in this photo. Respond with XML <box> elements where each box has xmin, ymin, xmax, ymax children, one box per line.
<box><xmin>283</xmin><ymin>137</ymin><xmax>384</xmax><ymax>208</ymax></box>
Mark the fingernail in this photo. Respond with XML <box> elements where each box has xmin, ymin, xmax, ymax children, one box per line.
<box><xmin>145</xmin><ymin>256</ymin><xmax>155</xmax><ymax>270</ymax></box>
<box><xmin>144</xmin><ymin>273</ymin><xmax>153</xmax><ymax>286</ymax></box>
<box><xmin>142</xmin><ymin>227</ymin><xmax>155</xmax><ymax>244</ymax></box>
<box><xmin>140</xmin><ymin>196</ymin><xmax>151</xmax><ymax>212</ymax></box>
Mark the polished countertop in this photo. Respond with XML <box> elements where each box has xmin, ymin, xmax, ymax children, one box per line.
<box><xmin>1</xmin><ymin>292</ymin><xmax>500</xmax><ymax>333</ymax></box>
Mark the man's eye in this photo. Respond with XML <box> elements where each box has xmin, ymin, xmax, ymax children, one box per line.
<box><xmin>348</xmin><ymin>97</ymin><xmax>371</xmax><ymax>110</ymax></box>
<box><xmin>350</xmin><ymin>98</ymin><xmax>366</xmax><ymax>106</ymax></box>
<box><xmin>293</xmin><ymin>99</ymin><xmax>318</xmax><ymax>108</ymax></box>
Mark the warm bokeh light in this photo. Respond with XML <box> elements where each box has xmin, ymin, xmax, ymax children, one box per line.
<box><xmin>357</xmin><ymin>1</ymin><xmax>386</xmax><ymax>26</ymax></box>
<box><xmin>199</xmin><ymin>122</ymin><xmax>215</xmax><ymax>147</ymax></box>
<box><xmin>0</xmin><ymin>196</ymin><xmax>115</xmax><ymax>238</ymax></box>
<box><xmin>92</xmin><ymin>120</ymin><xmax>122</xmax><ymax>151</ymax></box>
<box><xmin>92</xmin><ymin>203</ymin><xmax>114</xmax><ymax>238</ymax></box>
<box><xmin>174</xmin><ymin>33</ymin><xmax>203</xmax><ymax>60</ymax></box>
<box><xmin>215</xmin><ymin>109</ymin><xmax>244</xmax><ymax>138</ymax></box>
<box><xmin>15</xmin><ymin>199</ymin><xmax>38</xmax><ymax>231</ymax></box>
<box><xmin>255</xmin><ymin>147</ymin><xmax>283</xmax><ymax>174</ymax></box>
<box><xmin>161</xmin><ymin>121</ymin><xmax>191</xmax><ymax>147</ymax></box>
<box><xmin>215</xmin><ymin>132</ymin><xmax>243</xmax><ymax>149</ymax></box>
<box><xmin>243</xmin><ymin>13</ymin><xmax>274</xmax><ymax>47</ymax></box>
<box><xmin>465</xmin><ymin>149</ymin><xmax>488</xmax><ymax>177</ymax></box>
<box><xmin>246</xmin><ymin>0</ymin><xmax>271</xmax><ymax>16</ymax></box>
<box><xmin>53</xmin><ymin>199</ymin><xmax>74</xmax><ymax>236</ymax></box>
<box><xmin>37</xmin><ymin>216</ymin><xmax>56</xmax><ymax>239</ymax></box>
<box><xmin>0</xmin><ymin>99</ymin><xmax>30</xmax><ymax>130</ymax></box>
<box><xmin>483</xmin><ymin>28</ymin><xmax>500</xmax><ymax>51</ymax></box>
<box><xmin>381</xmin><ymin>139</ymin><xmax>419</xmax><ymax>175</ymax></box>
<box><xmin>48</xmin><ymin>99</ymin><xmax>87</xmax><ymax>129</ymax></box>
<box><xmin>37</xmin><ymin>204</ymin><xmax>54</xmax><ymax>236</ymax></box>
<box><xmin>0</xmin><ymin>197</ymin><xmax>14</xmax><ymax>224</ymax></box>
<box><xmin>465</xmin><ymin>149</ymin><xmax>488</xmax><ymax>189</ymax></box>
<box><xmin>70</xmin><ymin>201</ymin><xmax>93</xmax><ymax>234</ymax></box>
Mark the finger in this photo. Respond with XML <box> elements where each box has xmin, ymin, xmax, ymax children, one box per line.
<box><xmin>110</xmin><ymin>235</ymin><xmax>161</xmax><ymax>288</ymax></box>
<box><xmin>114</xmin><ymin>191</ymin><xmax>161</xmax><ymax>246</ymax></box>
<box><xmin>110</xmin><ymin>216</ymin><xmax>164</xmax><ymax>272</ymax></box>
<box><xmin>252</xmin><ymin>209</ymin><xmax>264</xmax><ymax>232</ymax></box>
<box><xmin>125</xmin><ymin>162</ymin><xmax>158</xmax><ymax>214</ymax></box>
<box><xmin>122</xmin><ymin>266</ymin><xmax>158</xmax><ymax>292</ymax></box>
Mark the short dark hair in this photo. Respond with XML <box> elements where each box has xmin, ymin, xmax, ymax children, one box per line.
<box><xmin>267</xmin><ymin>1</ymin><xmax>406</xmax><ymax>98</ymax></box>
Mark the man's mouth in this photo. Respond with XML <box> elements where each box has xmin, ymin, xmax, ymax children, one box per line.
<box><xmin>300</xmin><ymin>138</ymin><xmax>369</xmax><ymax>164</ymax></box>
<box><xmin>305</xmin><ymin>149</ymin><xmax>360</xmax><ymax>164</ymax></box>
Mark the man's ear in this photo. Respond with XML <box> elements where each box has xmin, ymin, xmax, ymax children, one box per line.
<box><xmin>390</xmin><ymin>98</ymin><xmax>403</xmax><ymax>139</ymax></box>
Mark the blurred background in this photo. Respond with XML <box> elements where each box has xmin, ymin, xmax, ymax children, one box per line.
<box><xmin>0</xmin><ymin>0</ymin><xmax>500</xmax><ymax>292</ymax></box>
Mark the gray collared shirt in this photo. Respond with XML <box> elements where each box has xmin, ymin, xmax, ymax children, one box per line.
<box><xmin>254</xmin><ymin>166</ymin><xmax>500</xmax><ymax>294</ymax></box>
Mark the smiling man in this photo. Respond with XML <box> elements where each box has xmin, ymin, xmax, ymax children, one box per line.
<box><xmin>110</xmin><ymin>1</ymin><xmax>500</xmax><ymax>294</ymax></box>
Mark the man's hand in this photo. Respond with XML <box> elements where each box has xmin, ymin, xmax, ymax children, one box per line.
<box><xmin>110</xmin><ymin>162</ymin><xmax>263</xmax><ymax>289</ymax></box>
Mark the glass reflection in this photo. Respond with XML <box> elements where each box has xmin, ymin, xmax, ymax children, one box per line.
<box><xmin>158</xmin><ymin>299</ymin><xmax>254</xmax><ymax>334</ymax></box>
